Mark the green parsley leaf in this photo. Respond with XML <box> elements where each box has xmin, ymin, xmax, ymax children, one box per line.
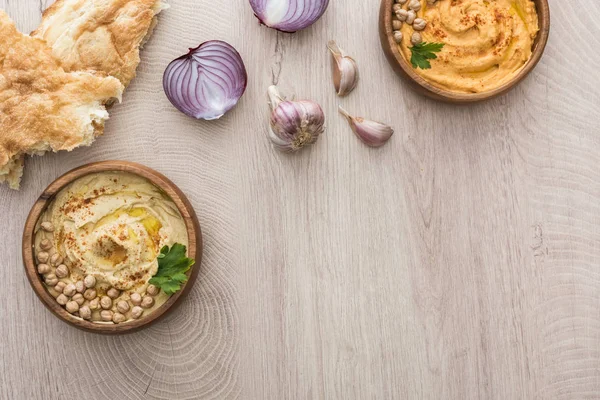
<box><xmin>409</xmin><ymin>42</ymin><xmax>445</xmax><ymax>70</ymax></box>
<box><xmin>149</xmin><ymin>243</ymin><xmax>195</xmax><ymax>295</ymax></box>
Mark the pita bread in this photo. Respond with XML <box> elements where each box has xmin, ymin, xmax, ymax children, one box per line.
<box><xmin>32</xmin><ymin>0</ymin><xmax>168</xmax><ymax>87</ymax></box>
<box><xmin>0</xmin><ymin>11</ymin><xmax>123</xmax><ymax>189</ymax></box>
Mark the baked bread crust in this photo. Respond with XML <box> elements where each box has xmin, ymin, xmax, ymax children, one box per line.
<box><xmin>0</xmin><ymin>11</ymin><xmax>123</xmax><ymax>189</ymax></box>
<box><xmin>32</xmin><ymin>0</ymin><xmax>168</xmax><ymax>87</ymax></box>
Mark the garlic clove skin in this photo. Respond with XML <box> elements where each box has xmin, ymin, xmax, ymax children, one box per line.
<box><xmin>338</xmin><ymin>106</ymin><xmax>394</xmax><ymax>148</ymax></box>
<box><xmin>268</xmin><ymin>86</ymin><xmax>325</xmax><ymax>153</ymax></box>
<box><xmin>327</xmin><ymin>40</ymin><xmax>359</xmax><ymax>97</ymax></box>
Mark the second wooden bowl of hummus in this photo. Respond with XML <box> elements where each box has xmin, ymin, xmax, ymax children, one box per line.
<box><xmin>379</xmin><ymin>0</ymin><xmax>550</xmax><ymax>103</ymax></box>
<box><xmin>22</xmin><ymin>161</ymin><xmax>203</xmax><ymax>334</ymax></box>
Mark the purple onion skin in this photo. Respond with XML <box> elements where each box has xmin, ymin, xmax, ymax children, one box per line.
<box><xmin>163</xmin><ymin>40</ymin><xmax>248</xmax><ymax>120</ymax></box>
<box><xmin>249</xmin><ymin>0</ymin><xmax>330</xmax><ymax>33</ymax></box>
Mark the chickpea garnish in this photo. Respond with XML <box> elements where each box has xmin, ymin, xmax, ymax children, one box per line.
<box><xmin>107</xmin><ymin>288</ymin><xmax>120</xmax><ymax>299</ymax></box>
<box><xmin>131</xmin><ymin>306</ymin><xmax>144</xmax><ymax>319</ymax></box>
<box><xmin>141</xmin><ymin>296</ymin><xmax>155</xmax><ymax>309</ymax></box>
<box><xmin>84</xmin><ymin>275</ymin><xmax>96</xmax><ymax>288</ymax></box>
<box><xmin>49</xmin><ymin>253</ymin><xmax>63</xmax><ymax>266</ymax></box>
<box><xmin>54</xmin><ymin>281</ymin><xmax>67</xmax><ymax>294</ymax></box>
<box><xmin>112</xmin><ymin>313</ymin><xmax>126</xmax><ymax>324</ymax></box>
<box><xmin>83</xmin><ymin>288</ymin><xmax>97</xmax><ymax>301</ymax></box>
<box><xmin>63</xmin><ymin>283</ymin><xmax>76</xmax><ymax>297</ymax></box>
<box><xmin>37</xmin><ymin>251</ymin><xmax>49</xmax><ymax>264</ymax></box>
<box><xmin>100</xmin><ymin>296</ymin><xmax>112</xmax><ymax>310</ymax></box>
<box><xmin>65</xmin><ymin>301</ymin><xmax>79</xmax><ymax>314</ymax></box>
<box><xmin>79</xmin><ymin>306</ymin><xmax>92</xmax><ymax>320</ymax></box>
<box><xmin>116</xmin><ymin>300</ymin><xmax>130</xmax><ymax>314</ymax></box>
<box><xmin>130</xmin><ymin>292</ymin><xmax>142</xmax><ymax>306</ymax></box>
<box><xmin>44</xmin><ymin>274</ymin><xmax>58</xmax><ymax>286</ymax></box>
<box><xmin>72</xmin><ymin>293</ymin><xmax>85</xmax><ymax>306</ymax></box>
<box><xmin>56</xmin><ymin>294</ymin><xmax>69</xmax><ymax>305</ymax></box>
<box><xmin>100</xmin><ymin>310</ymin><xmax>113</xmax><ymax>321</ymax></box>
<box><xmin>37</xmin><ymin>263</ymin><xmax>51</xmax><ymax>275</ymax></box>
<box><xmin>40</xmin><ymin>239</ymin><xmax>52</xmax><ymax>251</ymax></box>
<box><xmin>408</xmin><ymin>0</ymin><xmax>421</xmax><ymax>11</ymax></box>
<box><xmin>40</xmin><ymin>222</ymin><xmax>54</xmax><ymax>232</ymax></box>
<box><xmin>89</xmin><ymin>298</ymin><xmax>100</xmax><ymax>310</ymax></box>
<box><xmin>411</xmin><ymin>32</ymin><xmax>422</xmax><ymax>45</ymax></box>
<box><xmin>55</xmin><ymin>264</ymin><xmax>69</xmax><ymax>279</ymax></box>
<box><xmin>75</xmin><ymin>280</ymin><xmax>85</xmax><ymax>293</ymax></box>
<box><xmin>146</xmin><ymin>284</ymin><xmax>160</xmax><ymax>296</ymax></box>
<box><xmin>413</xmin><ymin>18</ymin><xmax>427</xmax><ymax>31</ymax></box>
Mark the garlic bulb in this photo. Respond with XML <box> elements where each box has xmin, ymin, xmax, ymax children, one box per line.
<box><xmin>267</xmin><ymin>86</ymin><xmax>325</xmax><ymax>152</ymax></box>
<box><xmin>338</xmin><ymin>106</ymin><xmax>394</xmax><ymax>148</ymax></box>
<box><xmin>327</xmin><ymin>40</ymin><xmax>359</xmax><ymax>97</ymax></box>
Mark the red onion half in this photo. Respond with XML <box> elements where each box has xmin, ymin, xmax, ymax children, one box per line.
<box><xmin>163</xmin><ymin>41</ymin><xmax>247</xmax><ymax>120</ymax></box>
<box><xmin>249</xmin><ymin>0</ymin><xmax>329</xmax><ymax>33</ymax></box>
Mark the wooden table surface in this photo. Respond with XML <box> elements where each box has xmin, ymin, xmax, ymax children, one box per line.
<box><xmin>1</xmin><ymin>0</ymin><xmax>599</xmax><ymax>399</ymax></box>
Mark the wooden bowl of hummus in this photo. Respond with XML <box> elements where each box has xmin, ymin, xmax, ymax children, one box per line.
<box><xmin>379</xmin><ymin>0</ymin><xmax>550</xmax><ymax>103</ymax></box>
<box><xmin>22</xmin><ymin>161</ymin><xmax>202</xmax><ymax>334</ymax></box>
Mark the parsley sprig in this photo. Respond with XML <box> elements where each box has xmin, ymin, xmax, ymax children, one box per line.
<box><xmin>409</xmin><ymin>42</ymin><xmax>445</xmax><ymax>70</ymax></box>
<box><xmin>149</xmin><ymin>243</ymin><xmax>195</xmax><ymax>295</ymax></box>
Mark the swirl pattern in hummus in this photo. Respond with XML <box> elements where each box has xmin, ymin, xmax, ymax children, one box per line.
<box><xmin>398</xmin><ymin>0</ymin><xmax>539</xmax><ymax>93</ymax></box>
<box><xmin>37</xmin><ymin>172</ymin><xmax>188</xmax><ymax>292</ymax></box>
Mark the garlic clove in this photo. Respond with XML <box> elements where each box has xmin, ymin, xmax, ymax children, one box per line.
<box><xmin>338</xmin><ymin>106</ymin><xmax>394</xmax><ymax>148</ymax></box>
<box><xmin>267</xmin><ymin>86</ymin><xmax>325</xmax><ymax>153</ymax></box>
<box><xmin>327</xmin><ymin>40</ymin><xmax>359</xmax><ymax>97</ymax></box>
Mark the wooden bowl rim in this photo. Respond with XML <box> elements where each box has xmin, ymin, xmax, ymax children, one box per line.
<box><xmin>22</xmin><ymin>161</ymin><xmax>203</xmax><ymax>334</ymax></box>
<box><xmin>379</xmin><ymin>0</ymin><xmax>550</xmax><ymax>103</ymax></box>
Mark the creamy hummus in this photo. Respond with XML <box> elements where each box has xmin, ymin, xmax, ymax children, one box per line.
<box><xmin>398</xmin><ymin>0</ymin><xmax>539</xmax><ymax>93</ymax></box>
<box><xmin>35</xmin><ymin>171</ymin><xmax>188</xmax><ymax>322</ymax></box>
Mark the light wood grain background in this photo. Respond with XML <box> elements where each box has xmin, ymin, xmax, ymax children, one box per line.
<box><xmin>1</xmin><ymin>0</ymin><xmax>599</xmax><ymax>399</ymax></box>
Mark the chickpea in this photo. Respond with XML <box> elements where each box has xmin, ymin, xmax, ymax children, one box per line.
<box><xmin>65</xmin><ymin>301</ymin><xmax>79</xmax><ymax>313</ymax></box>
<box><xmin>130</xmin><ymin>292</ymin><xmax>142</xmax><ymax>306</ymax></box>
<box><xmin>84</xmin><ymin>275</ymin><xmax>96</xmax><ymax>288</ymax></box>
<box><xmin>112</xmin><ymin>313</ymin><xmax>126</xmax><ymax>324</ymax></box>
<box><xmin>393</xmin><ymin>31</ymin><xmax>403</xmax><ymax>44</ymax></box>
<box><xmin>107</xmin><ymin>288</ymin><xmax>120</xmax><ymax>299</ymax></box>
<box><xmin>37</xmin><ymin>251</ymin><xmax>49</xmax><ymax>264</ymax></box>
<box><xmin>141</xmin><ymin>296</ymin><xmax>154</xmax><ymax>309</ymax></box>
<box><xmin>116</xmin><ymin>300</ymin><xmax>130</xmax><ymax>314</ymax></box>
<box><xmin>56</xmin><ymin>294</ymin><xmax>69</xmax><ymax>305</ymax></box>
<box><xmin>63</xmin><ymin>283</ymin><xmax>76</xmax><ymax>297</ymax></box>
<box><xmin>44</xmin><ymin>273</ymin><xmax>58</xmax><ymax>286</ymax></box>
<box><xmin>413</xmin><ymin>18</ymin><xmax>427</xmax><ymax>31</ymax></box>
<box><xmin>131</xmin><ymin>306</ymin><xmax>144</xmax><ymax>319</ymax></box>
<box><xmin>54</xmin><ymin>281</ymin><xmax>67</xmax><ymax>294</ymax></box>
<box><xmin>40</xmin><ymin>222</ymin><xmax>54</xmax><ymax>232</ymax></box>
<box><xmin>100</xmin><ymin>296</ymin><xmax>112</xmax><ymax>310</ymax></box>
<box><xmin>392</xmin><ymin>3</ymin><xmax>402</xmax><ymax>12</ymax></box>
<box><xmin>75</xmin><ymin>281</ymin><xmax>85</xmax><ymax>293</ymax></box>
<box><xmin>55</xmin><ymin>264</ymin><xmax>69</xmax><ymax>279</ymax></box>
<box><xmin>79</xmin><ymin>306</ymin><xmax>92</xmax><ymax>320</ymax></box>
<box><xmin>411</xmin><ymin>32</ymin><xmax>422</xmax><ymax>45</ymax></box>
<box><xmin>392</xmin><ymin>20</ymin><xmax>403</xmax><ymax>30</ymax></box>
<box><xmin>49</xmin><ymin>253</ymin><xmax>63</xmax><ymax>267</ymax></box>
<box><xmin>406</xmin><ymin>9</ymin><xmax>416</xmax><ymax>25</ymax></box>
<box><xmin>146</xmin><ymin>284</ymin><xmax>160</xmax><ymax>296</ymax></box>
<box><xmin>89</xmin><ymin>298</ymin><xmax>100</xmax><ymax>310</ymax></box>
<box><xmin>72</xmin><ymin>293</ymin><xmax>85</xmax><ymax>306</ymax></box>
<box><xmin>408</xmin><ymin>0</ymin><xmax>421</xmax><ymax>11</ymax></box>
<box><xmin>100</xmin><ymin>310</ymin><xmax>113</xmax><ymax>321</ymax></box>
<box><xmin>37</xmin><ymin>263</ymin><xmax>51</xmax><ymax>275</ymax></box>
<box><xmin>83</xmin><ymin>288</ymin><xmax>97</xmax><ymax>301</ymax></box>
<box><xmin>395</xmin><ymin>9</ymin><xmax>408</xmax><ymax>21</ymax></box>
<box><xmin>396</xmin><ymin>0</ymin><xmax>408</xmax><ymax>3</ymax></box>
<box><xmin>40</xmin><ymin>239</ymin><xmax>52</xmax><ymax>251</ymax></box>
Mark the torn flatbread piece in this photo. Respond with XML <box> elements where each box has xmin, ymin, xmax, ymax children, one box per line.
<box><xmin>32</xmin><ymin>0</ymin><xmax>168</xmax><ymax>87</ymax></box>
<box><xmin>0</xmin><ymin>11</ymin><xmax>123</xmax><ymax>189</ymax></box>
